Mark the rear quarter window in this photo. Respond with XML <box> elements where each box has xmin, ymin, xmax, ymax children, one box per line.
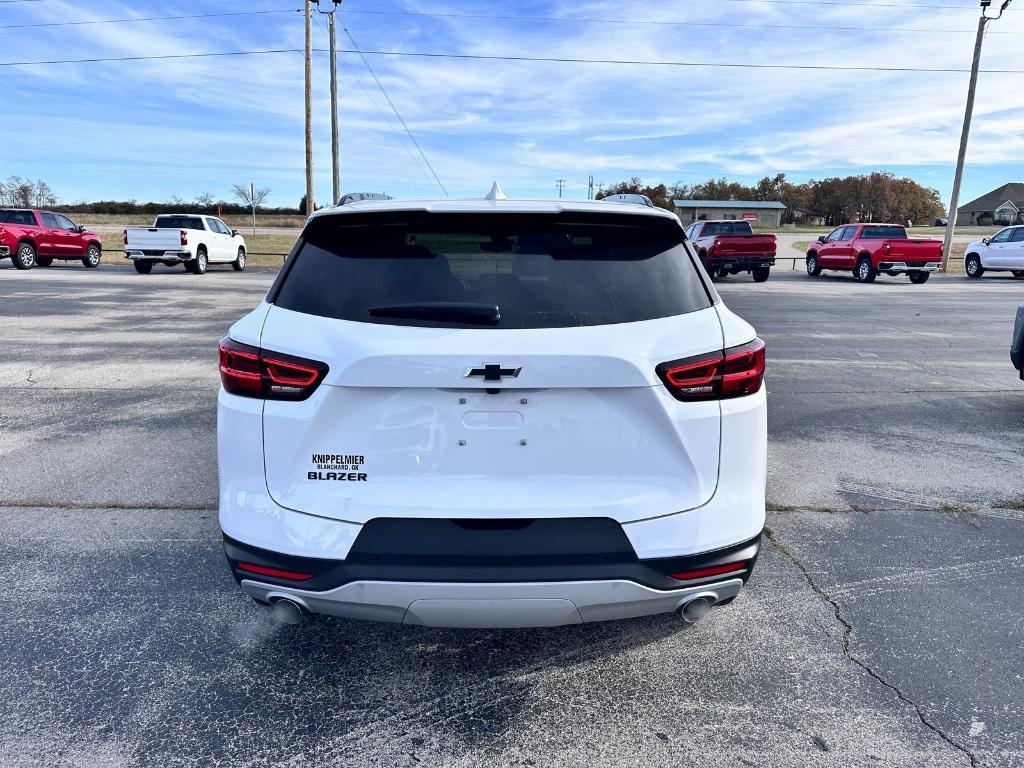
<box><xmin>272</xmin><ymin>212</ymin><xmax>712</xmax><ymax>329</ymax></box>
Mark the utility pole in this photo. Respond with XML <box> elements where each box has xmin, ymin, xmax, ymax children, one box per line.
<box><xmin>587</xmin><ymin>175</ymin><xmax>594</xmax><ymax>200</ymax></box>
<box><xmin>318</xmin><ymin>0</ymin><xmax>342</xmax><ymax>205</ymax></box>
<box><xmin>555</xmin><ymin>179</ymin><xmax>566</xmax><ymax>198</ymax></box>
<box><xmin>304</xmin><ymin>0</ymin><xmax>315</xmax><ymax>216</ymax></box>
<box><xmin>942</xmin><ymin>0</ymin><xmax>1013</xmax><ymax>269</ymax></box>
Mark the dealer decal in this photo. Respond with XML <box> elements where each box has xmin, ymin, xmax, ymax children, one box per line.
<box><xmin>308</xmin><ymin>453</ymin><xmax>367</xmax><ymax>482</ymax></box>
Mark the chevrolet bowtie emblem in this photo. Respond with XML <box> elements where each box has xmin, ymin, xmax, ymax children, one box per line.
<box><xmin>464</xmin><ymin>363</ymin><xmax>522</xmax><ymax>382</ymax></box>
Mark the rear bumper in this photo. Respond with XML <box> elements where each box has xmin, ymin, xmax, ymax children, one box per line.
<box><xmin>878</xmin><ymin>261</ymin><xmax>940</xmax><ymax>272</ymax></box>
<box><xmin>239</xmin><ymin>575</ymin><xmax>747</xmax><ymax>627</ymax></box>
<box><xmin>225</xmin><ymin>530</ymin><xmax>760</xmax><ymax>627</ymax></box>
<box><xmin>124</xmin><ymin>250</ymin><xmax>192</xmax><ymax>261</ymax></box>
<box><xmin>707</xmin><ymin>255</ymin><xmax>775</xmax><ymax>269</ymax></box>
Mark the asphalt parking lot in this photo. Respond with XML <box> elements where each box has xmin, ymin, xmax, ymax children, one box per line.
<box><xmin>1</xmin><ymin>262</ymin><xmax>1022</xmax><ymax>767</ymax></box>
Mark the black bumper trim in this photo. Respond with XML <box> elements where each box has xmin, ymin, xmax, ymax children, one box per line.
<box><xmin>223</xmin><ymin>517</ymin><xmax>762</xmax><ymax>593</ymax></box>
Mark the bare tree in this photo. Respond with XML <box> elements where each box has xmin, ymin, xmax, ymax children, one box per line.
<box><xmin>194</xmin><ymin>191</ymin><xmax>215</xmax><ymax>207</ymax></box>
<box><xmin>232</xmin><ymin>183</ymin><xmax>273</xmax><ymax>234</ymax></box>
<box><xmin>2</xmin><ymin>176</ymin><xmax>35</xmax><ymax>207</ymax></box>
<box><xmin>31</xmin><ymin>179</ymin><xmax>56</xmax><ymax>207</ymax></box>
<box><xmin>231</xmin><ymin>184</ymin><xmax>272</xmax><ymax>209</ymax></box>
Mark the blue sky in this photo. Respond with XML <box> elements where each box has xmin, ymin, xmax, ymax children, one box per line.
<box><xmin>1</xmin><ymin>0</ymin><xmax>1023</xmax><ymax>210</ymax></box>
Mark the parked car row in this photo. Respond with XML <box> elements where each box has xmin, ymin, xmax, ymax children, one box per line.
<box><xmin>0</xmin><ymin>208</ymin><xmax>247</xmax><ymax>274</ymax></box>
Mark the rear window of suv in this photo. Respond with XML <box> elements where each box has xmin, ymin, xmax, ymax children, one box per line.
<box><xmin>272</xmin><ymin>212</ymin><xmax>712</xmax><ymax>329</ymax></box>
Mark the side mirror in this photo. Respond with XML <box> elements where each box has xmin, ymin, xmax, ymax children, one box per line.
<box><xmin>982</xmin><ymin>238</ymin><xmax>990</xmax><ymax>245</ymax></box>
<box><xmin>817</xmin><ymin>235</ymin><xmax>827</xmax><ymax>243</ymax></box>
<box><xmin>77</xmin><ymin>225</ymin><xmax>87</xmax><ymax>233</ymax></box>
<box><xmin>231</xmin><ymin>229</ymin><xmax>240</xmax><ymax>237</ymax></box>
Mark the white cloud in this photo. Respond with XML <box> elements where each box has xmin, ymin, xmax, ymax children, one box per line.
<box><xmin>1</xmin><ymin>0</ymin><xmax>1022</xmax><ymax>203</ymax></box>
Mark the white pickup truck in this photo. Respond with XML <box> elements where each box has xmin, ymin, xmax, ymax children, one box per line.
<box><xmin>124</xmin><ymin>213</ymin><xmax>247</xmax><ymax>274</ymax></box>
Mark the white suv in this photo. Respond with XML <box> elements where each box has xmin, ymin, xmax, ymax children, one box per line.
<box><xmin>217</xmin><ymin>194</ymin><xmax>767</xmax><ymax>629</ymax></box>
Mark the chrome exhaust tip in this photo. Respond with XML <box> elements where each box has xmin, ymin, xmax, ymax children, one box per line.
<box><xmin>679</xmin><ymin>593</ymin><xmax>717</xmax><ymax>624</ymax></box>
<box><xmin>271</xmin><ymin>598</ymin><xmax>305</xmax><ymax>625</ymax></box>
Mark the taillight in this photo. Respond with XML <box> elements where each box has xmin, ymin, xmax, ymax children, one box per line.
<box><xmin>122</xmin><ymin>229</ymin><xmax>127</xmax><ymax>245</ymax></box>
<box><xmin>236</xmin><ymin>562</ymin><xmax>314</xmax><ymax>581</ymax></box>
<box><xmin>180</xmin><ymin>229</ymin><xmax>188</xmax><ymax>245</ymax></box>
<box><xmin>657</xmin><ymin>338</ymin><xmax>765</xmax><ymax>401</ymax></box>
<box><xmin>883</xmin><ymin>242</ymin><xmax>891</xmax><ymax>254</ymax></box>
<box><xmin>670</xmin><ymin>561</ymin><xmax>747</xmax><ymax>581</ymax></box>
<box><xmin>218</xmin><ymin>337</ymin><xmax>327</xmax><ymax>401</ymax></box>
<box><xmin>709</xmin><ymin>237</ymin><xmax>720</xmax><ymax>255</ymax></box>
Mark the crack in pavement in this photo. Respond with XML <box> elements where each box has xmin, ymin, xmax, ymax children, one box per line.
<box><xmin>764</xmin><ymin>527</ymin><xmax>979</xmax><ymax>768</ymax></box>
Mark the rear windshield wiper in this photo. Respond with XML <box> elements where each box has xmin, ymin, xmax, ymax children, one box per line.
<box><xmin>367</xmin><ymin>302</ymin><xmax>501</xmax><ymax>325</ymax></box>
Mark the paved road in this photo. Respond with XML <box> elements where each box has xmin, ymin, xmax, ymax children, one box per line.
<box><xmin>0</xmin><ymin>262</ymin><xmax>1021</xmax><ymax>767</ymax></box>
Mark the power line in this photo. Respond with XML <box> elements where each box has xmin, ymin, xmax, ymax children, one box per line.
<box><xmin>339</xmin><ymin>8</ymin><xmax>1021</xmax><ymax>33</ymax></box>
<box><xmin>339</xmin><ymin>56</ymin><xmax>445</xmax><ymax>196</ymax></box>
<box><xmin>717</xmin><ymin>0</ymin><xmax>1018</xmax><ymax>7</ymax></box>
<box><xmin>341</xmin><ymin>29</ymin><xmax>448</xmax><ymax>196</ymax></box>
<box><xmin>0</xmin><ymin>9</ymin><xmax>302</xmax><ymax>30</ymax></box>
<box><xmin>0</xmin><ymin>6</ymin><xmax>1016</xmax><ymax>35</ymax></box>
<box><xmin>4</xmin><ymin>47</ymin><xmax>1023</xmax><ymax>75</ymax></box>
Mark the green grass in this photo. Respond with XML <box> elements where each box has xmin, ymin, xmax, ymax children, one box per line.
<box><xmin>997</xmin><ymin>497</ymin><xmax>1024</xmax><ymax>511</ymax></box>
<box><xmin>937</xmin><ymin>502</ymin><xmax>977</xmax><ymax>518</ymax></box>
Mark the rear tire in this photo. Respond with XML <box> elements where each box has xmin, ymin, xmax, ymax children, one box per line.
<box><xmin>965</xmin><ymin>254</ymin><xmax>984</xmax><ymax>278</ymax></box>
<box><xmin>752</xmin><ymin>266</ymin><xmax>770</xmax><ymax>283</ymax></box>
<box><xmin>133</xmin><ymin>259</ymin><xmax>153</xmax><ymax>274</ymax></box>
<box><xmin>189</xmin><ymin>247</ymin><xmax>208</xmax><ymax>275</ymax></box>
<box><xmin>232</xmin><ymin>247</ymin><xmax>246</xmax><ymax>272</ymax></box>
<box><xmin>82</xmin><ymin>244</ymin><xmax>101</xmax><ymax>268</ymax></box>
<box><xmin>806</xmin><ymin>253</ymin><xmax>821</xmax><ymax>276</ymax></box>
<box><xmin>855</xmin><ymin>256</ymin><xmax>877</xmax><ymax>283</ymax></box>
<box><xmin>37</xmin><ymin>257</ymin><xmax>53</xmax><ymax>267</ymax></box>
<box><xmin>909</xmin><ymin>271</ymin><xmax>930</xmax><ymax>284</ymax></box>
<box><xmin>13</xmin><ymin>242</ymin><xmax>36</xmax><ymax>269</ymax></box>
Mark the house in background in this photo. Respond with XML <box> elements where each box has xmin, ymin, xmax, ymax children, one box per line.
<box><xmin>673</xmin><ymin>199</ymin><xmax>786</xmax><ymax>227</ymax></box>
<box><xmin>787</xmin><ymin>207</ymin><xmax>826</xmax><ymax>226</ymax></box>
<box><xmin>955</xmin><ymin>182</ymin><xmax>1024</xmax><ymax>226</ymax></box>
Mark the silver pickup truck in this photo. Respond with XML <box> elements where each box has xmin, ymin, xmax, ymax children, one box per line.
<box><xmin>124</xmin><ymin>213</ymin><xmax>246</xmax><ymax>275</ymax></box>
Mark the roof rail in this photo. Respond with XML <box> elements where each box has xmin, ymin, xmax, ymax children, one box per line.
<box><xmin>337</xmin><ymin>192</ymin><xmax>393</xmax><ymax>206</ymax></box>
<box><xmin>602</xmin><ymin>193</ymin><xmax>654</xmax><ymax>207</ymax></box>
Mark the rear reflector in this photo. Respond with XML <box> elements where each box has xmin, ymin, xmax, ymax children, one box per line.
<box><xmin>657</xmin><ymin>338</ymin><xmax>765</xmax><ymax>401</ymax></box>
<box><xmin>219</xmin><ymin>337</ymin><xmax>328</xmax><ymax>401</ymax></box>
<box><xmin>670</xmin><ymin>561</ymin><xmax>747</xmax><ymax>581</ymax></box>
<box><xmin>236</xmin><ymin>562</ymin><xmax>314</xmax><ymax>581</ymax></box>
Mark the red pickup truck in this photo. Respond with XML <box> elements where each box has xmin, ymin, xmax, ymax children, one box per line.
<box><xmin>805</xmin><ymin>223</ymin><xmax>941</xmax><ymax>283</ymax></box>
<box><xmin>684</xmin><ymin>220</ymin><xmax>777</xmax><ymax>282</ymax></box>
<box><xmin>0</xmin><ymin>208</ymin><xmax>103</xmax><ymax>270</ymax></box>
